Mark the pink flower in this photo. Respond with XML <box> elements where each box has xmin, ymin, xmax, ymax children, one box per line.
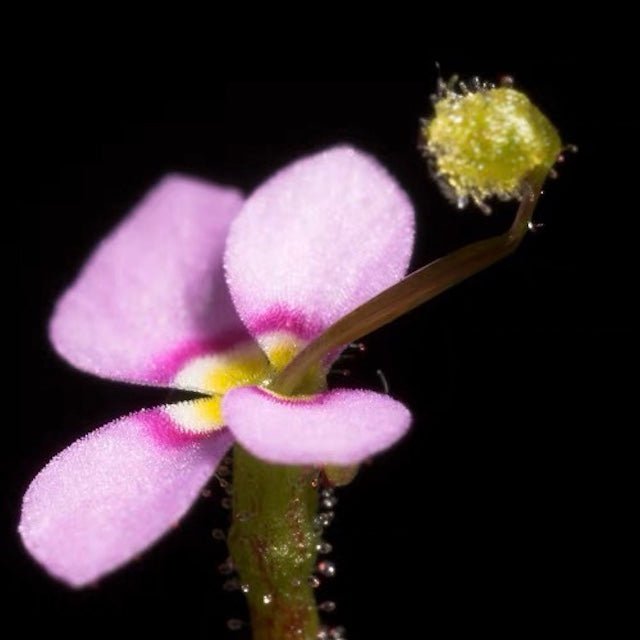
<box><xmin>19</xmin><ymin>146</ymin><xmax>415</xmax><ymax>587</ymax></box>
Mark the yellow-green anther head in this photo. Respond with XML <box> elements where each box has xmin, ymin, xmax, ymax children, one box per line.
<box><xmin>422</xmin><ymin>81</ymin><xmax>562</xmax><ymax>211</ymax></box>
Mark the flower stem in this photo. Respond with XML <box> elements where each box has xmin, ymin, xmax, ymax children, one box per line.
<box><xmin>228</xmin><ymin>173</ymin><xmax>546</xmax><ymax>638</ymax></box>
<box><xmin>272</xmin><ymin>174</ymin><xmax>545</xmax><ymax>396</ymax></box>
<box><xmin>228</xmin><ymin>445</ymin><xmax>321</xmax><ymax>639</ymax></box>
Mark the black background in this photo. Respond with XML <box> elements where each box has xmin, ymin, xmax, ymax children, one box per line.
<box><xmin>7</xmin><ymin>61</ymin><xmax>634</xmax><ymax>637</ymax></box>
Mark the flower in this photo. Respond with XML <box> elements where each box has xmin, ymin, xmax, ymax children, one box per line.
<box><xmin>19</xmin><ymin>146</ymin><xmax>415</xmax><ymax>587</ymax></box>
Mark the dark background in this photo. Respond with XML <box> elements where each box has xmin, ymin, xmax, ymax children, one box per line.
<box><xmin>7</xmin><ymin>63</ymin><xmax>634</xmax><ymax>637</ymax></box>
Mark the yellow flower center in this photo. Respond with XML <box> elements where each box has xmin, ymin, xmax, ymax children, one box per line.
<box><xmin>164</xmin><ymin>332</ymin><xmax>325</xmax><ymax>434</ymax></box>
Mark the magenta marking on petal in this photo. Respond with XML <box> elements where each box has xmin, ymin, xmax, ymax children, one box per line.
<box><xmin>146</xmin><ymin>330</ymin><xmax>251</xmax><ymax>385</ymax></box>
<box><xmin>49</xmin><ymin>175</ymin><xmax>247</xmax><ymax>388</ymax></box>
<box><xmin>250</xmin><ymin>305</ymin><xmax>325</xmax><ymax>341</ymax></box>
<box><xmin>139</xmin><ymin>409</ymin><xmax>210</xmax><ymax>448</ymax></box>
<box><xmin>225</xmin><ymin>146</ymin><xmax>415</xmax><ymax>344</ymax></box>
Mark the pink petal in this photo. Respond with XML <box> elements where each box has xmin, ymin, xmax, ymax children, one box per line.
<box><xmin>223</xmin><ymin>386</ymin><xmax>411</xmax><ymax>465</ymax></box>
<box><xmin>224</xmin><ymin>146</ymin><xmax>415</xmax><ymax>341</ymax></box>
<box><xmin>19</xmin><ymin>409</ymin><xmax>233</xmax><ymax>587</ymax></box>
<box><xmin>50</xmin><ymin>175</ymin><xmax>248</xmax><ymax>387</ymax></box>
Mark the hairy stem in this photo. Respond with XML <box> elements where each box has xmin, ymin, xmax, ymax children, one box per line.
<box><xmin>228</xmin><ymin>446</ymin><xmax>321</xmax><ymax>640</ymax></box>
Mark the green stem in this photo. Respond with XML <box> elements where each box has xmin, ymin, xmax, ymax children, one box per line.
<box><xmin>272</xmin><ymin>176</ymin><xmax>544</xmax><ymax>396</ymax></box>
<box><xmin>228</xmin><ymin>446</ymin><xmax>321</xmax><ymax>640</ymax></box>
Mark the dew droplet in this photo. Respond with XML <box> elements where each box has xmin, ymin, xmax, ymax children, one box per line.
<box><xmin>329</xmin><ymin>625</ymin><xmax>346</xmax><ymax>639</ymax></box>
<box><xmin>322</xmin><ymin>496</ymin><xmax>337</xmax><ymax>509</ymax></box>
<box><xmin>317</xmin><ymin>628</ymin><xmax>329</xmax><ymax>640</ymax></box>
<box><xmin>201</xmin><ymin>488</ymin><xmax>212</xmax><ymax>498</ymax></box>
<box><xmin>314</xmin><ymin>512</ymin><xmax>334</xmax><ymax>529</ymax></box>
<box><xmin>241</xmin><ymin>583</ymin><xmax>250</xmax><ymax>594</ymax></box>
<box><xmin>308</xmin><ymin>575</ymin><xmax>321</xmax><ymax>588</ymax></box>
<box><xmin>218</xmin><ymin>558</ymin><xmax>234</xmax><ymax>575</ymax></box>
<box><xmin>211</xmin><ymin>528</ymin><xmax>226</xmax><ymax>541</ymax></box>
<box><xmin>223</xmin><ymin>578</ymin><xmax>240</xmax><ymax>591</ymax></box>
<box><xmin>317</xmin><ymin>561</ymin><xmax>336</xmax><ymax>577</ymax></box>
<box><xmin>528</xmin><ymin>221</ymin><xmax>545</xmax><ymax>233</ymax></box>
<box><xmin>321</xmin><ymin>488</ymin><xmax>334</xmax><ymax>499</ymax></box>
<box><xmin>291</xmin><ymin>578</ymin><xmax>303</xmax><ymax>588</ymax></box>
<box><xmin>262</xmin><ymin>593</ymin><xmax>273</xmax><ymax>605</ymax></box>
<box><xmin>316</xmin><ymin>541</ymin><xmax>333</xmax><ymax>554</ymax></box>
<box><xmin>218</xmin><ymin>477</ymin><xmax>229</xmax><ymax>489</ymax></box>
<box><xmin>226</xmin><ymin>619</ymin><xmax>244</xmax><ymax>631</ymax></box>
<box><xmin>318</xmin><ymin>601</ymin><xmax>336</xmax><ymax>612</ymax></box>
<box><xmin>217</xmin><ymin>464</ymin><xmax>230</xmax><ymax>477</ymax></box>
<box><xmin>221</xmin><ymin>497</ymin><xmax>232</xmax><ymax>509</ymax></box>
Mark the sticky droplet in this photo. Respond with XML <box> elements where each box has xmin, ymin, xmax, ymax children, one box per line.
<box><xmin>227</xmin><ymin>619</ymin><xmax>244</xmax><ymax>631</ymax></box>
<box><xmin>322</xmin><ymin>496</ymin><xmax>337</xmax><ymax>509</ymax></box>
<box><xmin>317</xmin><ymin>561</ymin><xmax>336</xmax><ymax>577</ymax></box>
<box><xmin>314</xmin><ymin>512</ymin><xmax>334</xmax><ymax>529</ymax></box>
<box><xmin>316</xmin><ymin>541</ymin><xmax>333</xmax><ymax>554</ymax></box>
<box><xmin>218</xmin><ymin>558</ymin><xmax>234</xmax><ymax>575</ymax></box>
<box><xmin>223</xmin><ymin>578</ymin><xmax>240</xmax><ymax>591</ymax></box>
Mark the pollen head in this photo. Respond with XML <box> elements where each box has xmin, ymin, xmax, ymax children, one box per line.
<box><xmin>421</xmin><ymin>79</ymin><xmax>562</xmax><ymax>211</ymax></box>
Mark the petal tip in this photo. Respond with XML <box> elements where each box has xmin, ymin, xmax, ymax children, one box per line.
<box><xmin>152</xmin><ymin>172</ymin><xmax>244</xmax><ymax>206</ymax></box>
<box><xmin>225</xmin><ymin>144</ymin><xmax>416</xmax><ymax>343</ymax></box>
<box><xmin>18</xmin><ymin>409</ymin><xmax>233</xmax><ymax>587</ymax></box>
<box><xmin>46</xmin><ymin>173</ymin><xmax>246</xmax><ymax>387</ymax></box>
